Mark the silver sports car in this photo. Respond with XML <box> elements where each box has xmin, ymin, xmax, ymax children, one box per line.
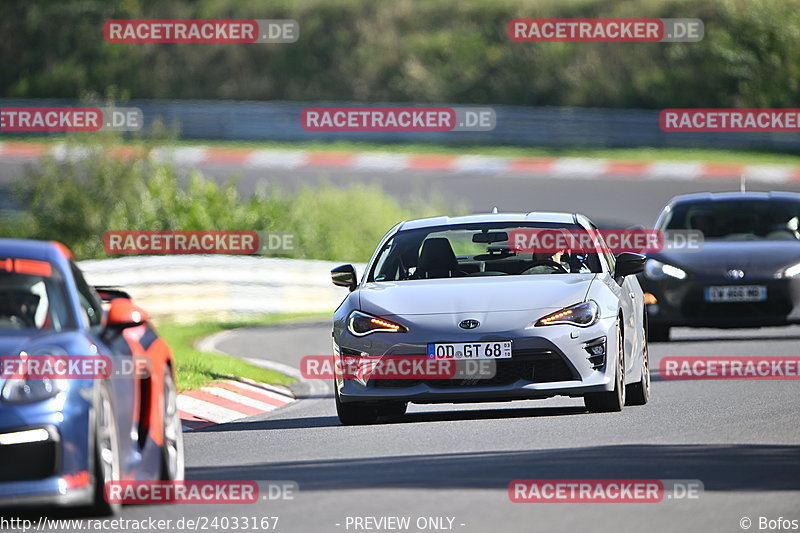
<box><xmin>330</xmin><ymin>212</ymin><xmax>650</xmax><ymax>425</ymax></box>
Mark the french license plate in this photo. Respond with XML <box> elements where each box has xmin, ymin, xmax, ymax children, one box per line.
<box><xmin>704</xmin><ymin>285</ymin><xmax>767</xmax><ymax>303</ymax></box>
<box><xmin>427</xmin><ymin>341</ymin><xmax>512</xmax><ymax>360</ymax></box>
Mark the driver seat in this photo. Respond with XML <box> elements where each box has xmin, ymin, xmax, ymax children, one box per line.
<box><xmin>416</xmin><ymin>238</ymin><xmax>460</xmax><ymax>279</ymax></box>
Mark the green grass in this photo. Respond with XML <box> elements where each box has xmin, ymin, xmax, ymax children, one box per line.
<box><xmin>6</xmin><ymin>136</ymin><xmax>800</xmax><ymax>166</ymax></box>
<box><xmin>155</xmin><ymin>312</ymin><xmax>329</xmax><ymax>392</ymax></box>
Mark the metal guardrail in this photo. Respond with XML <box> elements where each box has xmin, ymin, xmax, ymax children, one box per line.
<box><xmin>78</xmin><ymin>256</ymin><xmax>365</xmax><ymax>321</ymax></box>
<box><xmin>2</xmin><ymin>98</ymin><xmax>798</xmax><ymax>151</ymax></box>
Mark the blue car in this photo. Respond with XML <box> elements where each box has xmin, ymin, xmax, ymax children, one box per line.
<box><xmin>0</xmin><ymin>239</ymin><xmax>184</xmax><ymax>514</ymax></box>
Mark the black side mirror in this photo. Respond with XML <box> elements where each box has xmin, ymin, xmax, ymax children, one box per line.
<box><xmin>614</xmin><ymin>252</ymin><xmax>646</xmax><ymax>278</ymax></box>
<box><xmin>331</xmin><ymin>264</ymin><xmax>357</xmax><ymax>291</ymax></box>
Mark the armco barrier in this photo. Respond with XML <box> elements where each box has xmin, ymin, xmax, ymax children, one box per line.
<box><xmin>2</xmin><ymin>99</ymin><xmax>798</xmax><ymax>151</ymax></box>
<box><xmin>78</xmin><ymin>256</ymin><xmax>366</xmax><ymax>321</ymax></box>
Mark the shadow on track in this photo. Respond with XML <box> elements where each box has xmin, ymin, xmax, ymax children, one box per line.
<box><xmin>185</xmin><ymin>444</ymin><xmax>800</xmax><ymax>492</ymax></box>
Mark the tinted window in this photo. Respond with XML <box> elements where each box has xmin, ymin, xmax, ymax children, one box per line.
<box><xmin>0</xmin><ymin>259</ymin><xmax>73</xmax><ymax>331</ymax></box>
<box><xmin>661</xmin><ymin>199</ymin><xmax>800</xmax><ymax>241</ymax></box>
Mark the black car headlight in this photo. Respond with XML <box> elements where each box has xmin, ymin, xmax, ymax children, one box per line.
<box><xmin>644</xmin><ymin>259</ymin><xmax>687</xmax><ymax>280</ymax></box>
<box><xmin>1</xmin><ymin>349</ymin><xmax>69</xmax><ymax>404</ymax></box>
<box><xmin>777</xmin><ymin>262</ymin><xmax>800</xmax><ymax>279</ymax></box>
<box><xmin>533</xmin><ymin>300</ymin><xmax>600</xmax><ymax>328</ymax></box>
<box><xmin>347</xmin><ymin>311</ymin><xmax>408</xmax><ymax>337</ymax></box>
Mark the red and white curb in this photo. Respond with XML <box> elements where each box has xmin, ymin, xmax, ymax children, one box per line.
<box><xmin>1</xmin><ymin>141</ymin><xmax>799</xmax><ymax>182</ymax></box>
<box><xmin>178</xmin><ymin>378</ymin><xmax>295</xmax><ymax>430</ymax></box>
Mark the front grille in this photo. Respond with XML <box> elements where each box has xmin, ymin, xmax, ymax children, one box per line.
<box><xmin>682</xmin><ymin>299</ymin><xmax>792</xmax><ymax>319</ymax></box>
<box><xmin>373</xmin><ymin>349</ymin><xmax>576</xmax><ymax>388</ymax></box>
<box><xmin>0</xmin><ymin>436</ymin><xmax>59</xmax><ymax>481</ymax></box>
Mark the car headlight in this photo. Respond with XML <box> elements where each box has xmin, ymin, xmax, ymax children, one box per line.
<box><xmin>644</xmin><ymin>259</ymin><xmax>687</xmax><ymax>280</ymax></box>
<box><xmin>1</xmin><ymin>349</ymin><xmax>68</xmax><ymax>404</ymax></box>
<box><xmin>347</xmin><ymin>311</ymin><xmax>408</xmax><ymax>337</ymax></box>
<box><xmin>1</xmin><ymin>377</ymin><xmax>66</xmax><ymax>403</ymax></box>
<box><xmin>532</xmin><ymin>300</ymin><xmax>600</xmax><ymax>328</ymax></box>
<box><xmin>778</xmin><ymin>262</ymin><xmax>800</xmax><ymax>278</ymax></box>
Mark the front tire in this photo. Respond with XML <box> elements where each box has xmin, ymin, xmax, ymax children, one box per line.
<box><xmin>585</xmin><ymin>323</ymin><xmax>625</xmax><ymax>413</ymax></box>
<box><xmin>626</xmin><ymin>338</ymin><xmax>650</xmax><ymax>406</ymax></box>
<box><xmin>335</xmin><ymin>386</ymin><xmax>377</xmax><ymax>425</ymax></box>
<box><xmin>160</xmin><ymin>369</ymin><xmax>185</xmax><ymax>481</ymax></box>
<box><xmin>88</xmin><ymin>382</ymin><xmax>121</xmax><ymax>515</ymax></box>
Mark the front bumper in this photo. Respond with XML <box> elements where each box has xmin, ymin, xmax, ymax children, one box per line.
<box><xmin>0</xmin><ymin>388</ymin><xmax>94</xmax><ymax>507</ymax></box>
<box><xmin>640</xmin><ymin>276</ymin><xmax>800</xmax><ymax>328</ymax></box>
<box><xmin>335</xmin><ymin>315</ymin><xmax>620</xmax><ymax>404</ymax></box>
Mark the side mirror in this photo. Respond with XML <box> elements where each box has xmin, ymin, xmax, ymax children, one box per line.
<box><xmin>614</xmin><ymin>252</ymin><xmax>646</xmax><ymax>278</ymax></box>
<box><xmin>106</xmin><ymin>298</ymin><xmax>148</xmax><ymax>329</ymax></box>
<box><xmin>331</xmin><ymin>264</ymin><xmax>358</xmax><ymax>291</ymax></box>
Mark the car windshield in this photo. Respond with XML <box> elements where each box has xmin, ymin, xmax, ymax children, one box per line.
<box><xmin>661</xmin><ymin>199</ymin><xmax>800</xmax><ymax>241</ymax></box>
<box><xmin>0</xmin><ymin>259</ymin><xmax>72</xmax><ymax>332</ymax></box>
<box><xmin>370</xmin><ymin>222</ymin><xmax>604</xmax><ymax>282</ymax></box>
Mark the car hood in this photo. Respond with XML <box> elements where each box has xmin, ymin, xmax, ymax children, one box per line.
<box><xmin>359</xmin><ymin>274</ymin><xmax>596</xmax><ymax>316</ymax></box>
<box><xmin>650</xmin><ymin>241</ymin><xmax>800</xmax><ymax>277</ymax></box>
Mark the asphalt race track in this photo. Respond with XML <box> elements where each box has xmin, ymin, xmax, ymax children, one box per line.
<box><xmin>2</xmin><ymin>161</ymin><xmax>798</xmax><ymax>532</ymax></box>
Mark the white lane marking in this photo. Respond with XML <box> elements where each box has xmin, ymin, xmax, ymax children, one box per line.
<box><xmin>549</xmin><ymin>158</ymin><xmax>608</xmax><ymax>178</ymax></box>
<box><xmin>222</xmin><ymin>379</ymin><xmax>295</xmax><ymax>403</ymax></box>
<box><xmin>201</xmin><ymin>386</ymin><xmax>278</xmax><ymax>412</ymax></box>
<box><xmin>150</xmin><ymin>146</ymin><xmax>208</xmax><ymax>164</ymax></box>
<box><xmin>646</xmin><ymin>161</ymin><xmax>703</xmax><ymax>180</ymax></box>
<box><xmin>452</xmin><ymin>155</ymin><xmax>511</xmax><ymax>174</ymax></box>
<box><xmin>352</xmin><ymin>152</ymin><xmax>410</xmax><ymax>171</ymax></box>
<box><xmin>246</xmin><ymin>149</ymin><xmax>308</xmax><ymax>169</ymax></box>
<box><xmin>743</xmin><ymin>165</ymin><xmax>794</xmax><ymax>183</ymax></box>
<box><xmin>176</xmin><ymin>395</ymin><xmax>244</xmax><ymax>424</ymax></box>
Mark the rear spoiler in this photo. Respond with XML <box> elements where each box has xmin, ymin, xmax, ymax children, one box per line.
<box><xmin>94</xmin><ymin>286</ymin><xmax>132</xmax><ymax>302</ymax></box>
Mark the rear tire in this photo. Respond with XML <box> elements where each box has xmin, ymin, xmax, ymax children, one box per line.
<box><xmin>335</xmin><ymin>387</ymin><xmax>377</xmax><ymax>425</ymax></box>
<box><xmin>585</xmin><ymin>323</ymin><xmax>625</xmax><ymax>413</ymax></box>
<box><xmin>648</xmin><ymin>324</ymin><xmax>670</xmax><ymax>342</ymax></box>
<box><xmin>626</xmin><ymin>339</ymin><xmax>650</xmax><ymax>406</ymax></box>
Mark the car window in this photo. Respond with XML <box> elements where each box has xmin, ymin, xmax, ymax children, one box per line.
<box><xmin>370</xmin><ymin>222</ymin><xmax>602</xmax><ymax>282</ymax></box>
<box><xmin>661</xmin><ymin>199</ymin><xmax>800</xmax><ymax>241</ymax></box>
<box><xmin>71</xmin><ymin>262</ymin><xmax>103</xmax><ymax>328</ymax></box>
<box><xmin>0</xmin><ymin>258</ymin><xmax>73</xmax><ymax>331</ymax></box>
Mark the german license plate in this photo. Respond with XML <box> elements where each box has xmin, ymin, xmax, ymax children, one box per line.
<box><xmin>704</xmin><ymin>285</ymin><xmax>767</xmax><ymax>303</ymax></box>
<box><xmin>427</xmin><ymin>341</ymin><xmax>512</xmax><ymax>359</ymax></box>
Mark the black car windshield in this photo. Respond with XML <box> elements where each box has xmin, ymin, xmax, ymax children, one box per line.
<box><xmin>0</xmin><ymin>259</ymin><xmax>73</xmax><ymax>332</ymax></box>
<box><xmin>661</xmin><ymin>199</ymin><xmax>800</xmax><ymax>241</ymax></box>
<box><xmin>369</xmin><ymin>222</ymin><xmax>604</xmax><ymax>282</ymax></box>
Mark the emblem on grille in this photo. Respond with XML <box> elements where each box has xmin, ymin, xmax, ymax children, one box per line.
<box><xmin>459</xmin><ymin>319</ymin><xmax>480</xmax><ymax>329</ymax></box>
<box><xmin>726</xmin><ymin>269</ymin><xmax>745</xmax><ymax>279</ymax></box>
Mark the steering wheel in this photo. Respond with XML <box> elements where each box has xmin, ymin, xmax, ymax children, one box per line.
<box><xmin>521</xmin><ymin>260</ymin><xmax>569</xmax><ymax>274</ymax></box>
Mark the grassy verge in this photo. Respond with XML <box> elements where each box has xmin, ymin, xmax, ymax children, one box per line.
<box><xmin>4</xmin><ymin>136</ymin><xmax>800</xmax><ymax>166</ymax></box>
<box><xmin>155</xmin><ymin>312</ymin><xmax>329</xmax><ymax>392</ymax></box>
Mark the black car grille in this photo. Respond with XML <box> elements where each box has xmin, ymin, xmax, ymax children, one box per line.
<box><xmin>372</xmin><ymin>349</ymin><xmax>576</xmax><ymax>388</ymax></box>
<box><xmin>681</xmin><ymin>296</ymin><xmax>793</xmax><ymax>319</ymax></box>
<box><xmin>0</xmin><ymin>431</ymin><xmax>59</xmax><ymax>482</ymax></box>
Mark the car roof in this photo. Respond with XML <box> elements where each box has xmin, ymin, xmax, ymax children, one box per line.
<box><xmin>667</xmin><ymin>191</ymin><xmax>800</xmax><ymax>206</ymax></box>
<box><xmin>398</xmin><ymin>212</ymin><xmax>580</xmax><ymax>231</ymax></box>
<box><xmin>0</xmin><ymin>239</ymin><xmax>72</xmax><ymax>267</ymax></box>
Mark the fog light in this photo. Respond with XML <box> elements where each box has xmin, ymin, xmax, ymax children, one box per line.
<box><xmin>644</xmin><ymin>293</ymin><xmax>658</xmax><ymax>305</ymax></box>
<box><xmin>584</xmin><ymin>337</ymin><xmax>606</xmax><ymax>370</ymax></box>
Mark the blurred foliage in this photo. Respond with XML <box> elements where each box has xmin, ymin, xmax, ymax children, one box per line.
<box><xmin>5</xmin><ymin>130</ymin><xmax>451</xmax><ymax>261</ymax></box>
<box><xmin>0</xmin><ymin>0</ymin><xmax>798</xmax><ymax>108</ymax></box>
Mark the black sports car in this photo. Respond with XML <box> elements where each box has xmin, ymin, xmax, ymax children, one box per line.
<box><xmin>640</xmin><ymin>191</ymin><xmax>800</xmax><ymax>341</ymax></box>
